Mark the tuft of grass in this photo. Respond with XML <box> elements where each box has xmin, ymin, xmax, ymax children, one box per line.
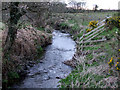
<box><xmin>8</xmin><ymin>72</ymin><xmax>19</xmax><ymax>79</ymax></box>
<box><xmin>68</xmin><ymin>19</ymin><xmax>75</xmax><ymax>24</ymax></box>
<box><xmin>17</xmin><ymin>21</ymin><xmax>32</xmax><ymax>29</ymax></box>
<box><xmin>37</xmin><ymin>45</ymin><xmax>43</xmax><ymax>54</ymax></box>
<box><xmin>60</xmin><ymin>22</ymin><xmax>68</xmax><ymax>27</ymax></box>
<box><xmin>84</xmin><ymin>46</ymin><xmax>101</xmax><ymax>51</ymax></box>
<box><xmin>72</xmin><ymin>24</ymin><xmax>79</xmax><ymax>30</ymax></box>
<box><xmin>58</xmin><ymin>65</ymin><xmax>83</xmax><ymax>88</ymax></box>
<box><xmin>86</xmin><ymin>53</ymin><xmax>93</xmax><ymax>60</ymax></box>
<box><xmin>2</xmin><ymin>79</ymin><xmax>8</xmax><ymax>83</ymax></box>
<box><xmin>59</xmin><ymin>71</ymin><xmax>105</xmax><ymax>88</ymax></box>
<box><xmin>37</xmin><ymin>27</ymin><xmax>45</xmax><ymax>31</ymax></box>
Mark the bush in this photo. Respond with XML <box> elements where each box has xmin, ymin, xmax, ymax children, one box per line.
<box><xmin>105</xmin><ymin>16</ymin><xmax>120</xmax><ymax>29</ymax></box>
<box><xmin>86</xmin><ymin>20</ymin><xmax>98</xmax><ymax>32</ymax></box>
<box><xmin>88</xmin><ymin>20</ymin><xmax>98</xmax><ymax>29</ymax></box>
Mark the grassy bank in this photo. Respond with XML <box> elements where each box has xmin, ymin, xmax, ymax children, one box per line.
<box><xmin>52</xmin><ymin>12</ymin><xmax>120</xmax><ymax>88</ymax></box>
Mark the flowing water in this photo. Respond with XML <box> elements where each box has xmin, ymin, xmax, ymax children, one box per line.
<box><xmin>13</xmin><ymin>30</ymin><xmax>76</xmax><ymax>88</ymax></box>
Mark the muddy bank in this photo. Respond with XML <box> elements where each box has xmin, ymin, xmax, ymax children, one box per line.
<box><xmin>2</xmin><ymin>26</ymin><xmax>52</xmax><ymax>88</ymax></box>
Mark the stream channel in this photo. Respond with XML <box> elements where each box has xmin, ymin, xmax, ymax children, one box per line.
<box><xmin>13</xmin><ymin>30</ymin><xmax>76</xmax><ymax>88</ymax></box>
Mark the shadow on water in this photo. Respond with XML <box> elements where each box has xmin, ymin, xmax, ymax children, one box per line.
<box><xmin>13</xmin><ymin>30</ymin><xmax>76</xmax><ymax>88</ymax></box>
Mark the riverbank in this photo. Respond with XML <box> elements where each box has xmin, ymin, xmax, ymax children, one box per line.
<box><xmin>2</xmin><ymin>24</ymin><xmax>52</xmax><ymax>88</ymax></box>
<box><xmin>50</xmin><ymin>12</ymin><xmax>120</xmax><ymax>88</ymax></box>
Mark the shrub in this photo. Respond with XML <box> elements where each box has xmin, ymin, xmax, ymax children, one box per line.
<box><xmin>108</xmin><ymin>57</ymin><xmax>114</xmax><ymax>68</ymax></box>
<box><xmin>86</xmin><ymin>28</ymin><xmax>92</xmax><ymax>32</ymax></box>
<box><xmin>115</xmin><ymin>61</ymin><xmax>120</xmax><ymax>71</ymax></box>
<box><xmin>88</xmin><ymin>20</ymin><xmax>98</xmax><ymax>29</ymax></box>
<box><xmin>86</xmin><ymin>20</ymin><xmax>98</xmax><ymax>32</ymax></box>
<box><xmin>105</xmin><ymin>16</ymin><xmax>120</xmax><ymax>29</ymax></box>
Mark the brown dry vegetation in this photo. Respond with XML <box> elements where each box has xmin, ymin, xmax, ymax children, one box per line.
<box><xmin>2</xmin><ymin>25</ymin><xmax>52</xmax><ymax>88</ymax></box>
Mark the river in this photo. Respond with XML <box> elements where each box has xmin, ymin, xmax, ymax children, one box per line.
<box><xmin>13</xmin><ymin>30</ymin><xmax>76</xmax><ymax>88</ymax></box>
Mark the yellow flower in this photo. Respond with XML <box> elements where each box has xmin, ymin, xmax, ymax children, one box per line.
<box><xmin>110</xmin><ymin>57</ymin><xmax>113</xmax><ymax>62</ymax></box>
<box><xmin>115</xmin><ymin>62</ymin><xmax>119</xmax><ymax>66</ymax></box>
<box><xmin>117</xmin><ymin>67</ymin><xmax>119</xmax><ymax>70</ymax></box>
<box><xmin>118</xmin><ymin>57</ymin><xmax>120</xmax><ymax>59</ymax></box>
<box><xmin>117</xmin><ymin>67</ymin><xmax>120</xmax><ymax>70</ymax></box>
<box><xmin>86</xmin><ymin>29</ymin><xmax>92</xmax><ymax>32</ymax></box>
<box><xmin>119</xmin><ymin>49</ymin><xmax>120</xmax><ymax>52</ymax></box>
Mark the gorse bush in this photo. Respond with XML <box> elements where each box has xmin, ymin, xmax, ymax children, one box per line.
<box><xmin>106</xmin><ymin>14</ymin><xmax>120</xmax><ymax>76</ymax></box>
<box><xmin>88</xmin><ymin>20</ymin><xmax>98</xmax><ymax>29</ymax></box>
<box><xmin>105</xmin><ymin>16</ymin><xmax>120</xmax><ymax>28</ymax></box>
<box><xmin>108</xmin><ymin>57</ymin><xmax>114</xmax><ymax>68</ymax></box>
<box><xmin>86</xmin><ymin>28</ymin><xmax>92</xmax><ymax>32</ymax></box>
<box><xmin>86</xmin><ymin>20</ymin><xmax>98</xmax><ymax>32</ymax></box>
<box><xmin>108</xmin><ymin>50</ymin><xmax>120</xmax><ymax>75</ymax></box>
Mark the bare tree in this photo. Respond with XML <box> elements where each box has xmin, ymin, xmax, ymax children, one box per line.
<box><xmin>3</xmin><ymin>2</ymin><xmax>27</xmax><ymax>59</ymax></box>
<box><xmin>93</xmin><ymin>4</ymin><xmax>98</xmax><ymax>11</ymax></box>
<box><xmin>68</xmin><ymin>0</ymin><xmax>77</xmax><ymax>9</ymax></box>
<box><xmin>77</xmin><ymin>2</ymin><xmax>86</xmax><ymax>10</ymax></box>
<box><xmin>2</xmin><ymin>2</ymin><xmax>52</xmax><ymax>59</ymax></box>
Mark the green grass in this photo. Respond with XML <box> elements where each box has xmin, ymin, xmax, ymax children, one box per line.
<box><xmin>37</xmin><ymin>45</ymin><xmax>43</xmax><ymax>54</ymax></box>
<box><xmin>86</xmin><ymin>53</ymin><xmax>93</xmax><ymax>60</ymax></box>
<box><xmin>68</xmin><ymin>19</ymin><xmax>75</xmax><ymax>24</ymax></box>
<box><xmin>37</xmin><ymin>27</ymin><xmax>45</xmax><ymax>31</ymax></box>
<box><xmin>82</xmin><ymin>21</ymin><xmax>89</xmax><ymax>26</ymax></box>
<box><xmin>2</xmin><ymin>79</ymin><xmax>8</xmax><ymax>83</ymax></box>
<box><xmin>60</xmin><ymin>22</ymin><xmax>68</xmax><ymax>27</ymax></box>
<box><xmin>59</xmin><ymin>71</ymin><xmax>105</xmax><ymax>88</ymax></box>
<box><xmin>8</xmin><ymin>72</ymin><xmax>19</xmax><ymax>79</ymax></box>
<box><xmin>92</xmin><ymin>27</ymin><xmax>117</xmax><ymax>40</ymax></box>
<box><xmin>17</xmin><ymin>21</ymin><xmax>32</xmax><ymax>29</ymax></box>
<box><xmin>58</xmin><ymin>65</ymin><xmax>83</xmax><ymax>88</ymax></box>
<box><xmin>84</xmin><ymin>46</ymin><xmax>101</xmax><ymax>51</ymax></box>
<box><xmin>72</xmin><ymin>24</ymin><xmax>79</xmax><ymax>30</ymax></box>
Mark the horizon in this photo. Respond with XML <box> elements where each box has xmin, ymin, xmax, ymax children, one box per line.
<box><xmin>60</xmin><ymin>0</ymin><xmax>120</xmax><ymax>10</ymax></box>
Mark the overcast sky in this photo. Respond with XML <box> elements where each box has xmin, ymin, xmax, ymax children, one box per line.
<box><xmin>61</xmin><ymin>0</ymin><xmax>120</xmax><ymax>10</ymax></box>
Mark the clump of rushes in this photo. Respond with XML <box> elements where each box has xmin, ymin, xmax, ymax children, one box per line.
<box><xmin>86</xmin><ymin>20</ymin><xmax>98</xmax><ymax>32</ymax></box>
